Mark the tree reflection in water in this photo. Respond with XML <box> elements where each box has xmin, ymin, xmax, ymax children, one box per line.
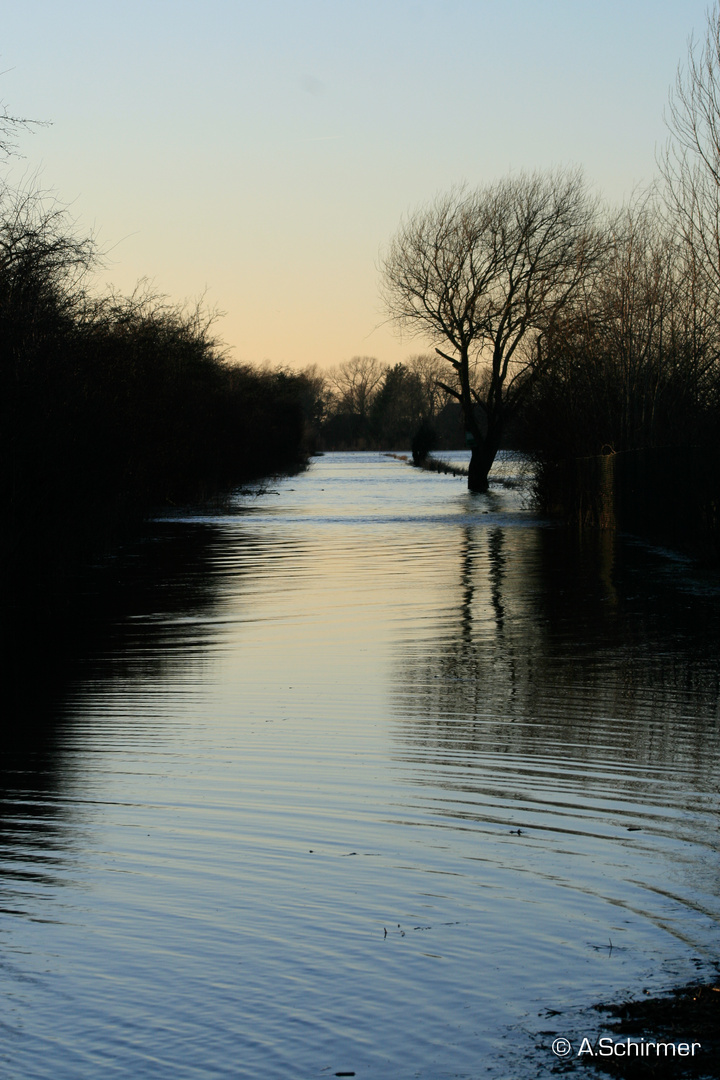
<box><xmin>391</xmin><ymin>520</ymin><xmax>720</xmax><ymax>825</ymax></box>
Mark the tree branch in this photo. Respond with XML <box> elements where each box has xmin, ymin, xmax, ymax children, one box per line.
<box><xmin>436</xmin><ymin>380</ymin><xmax>462</xmax><ymax>401</ymax></box>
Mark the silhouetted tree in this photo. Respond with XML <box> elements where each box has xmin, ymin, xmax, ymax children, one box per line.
<box><xmin>370</xmin><ymin>363</ymin><xmax>425</xmax><ymax>446</ymax></box>
<box><xmin>325</xmin><ymin>356</ymin><xmax>387</xmax><ymax>447</ymax></box>
<box><xmin>328</xmin><ymin>356</ymin><xmax>385</xmax><ymax>417</ymax></box>
<box><xmin>380</xmin><ymin>169</ymin><xmax>604</xmax><ymax>491</ymax></box>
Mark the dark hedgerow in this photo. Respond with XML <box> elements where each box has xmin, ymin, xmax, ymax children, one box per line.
<box><xmin>0</xmin><ymin>188</ymin><xmax>311</xmax><ymax>606</ymax></box>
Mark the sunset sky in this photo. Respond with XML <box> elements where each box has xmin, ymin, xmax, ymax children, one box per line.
<box><xmin>1</xmin><ymin>0</ymin><xmax>710</xmax><ymax>369</ymax></box>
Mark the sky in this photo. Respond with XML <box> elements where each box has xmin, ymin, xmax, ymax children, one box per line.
<box><xmin>0</xmin><ymin>0</ymin><xmax>712</xmax><ymax>369</ymax></box>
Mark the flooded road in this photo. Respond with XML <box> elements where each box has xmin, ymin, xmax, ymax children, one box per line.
<box><xmin>1</xmin><ymin>451</ymin><xmax>719</xmax><ymax>1079</ymax></box>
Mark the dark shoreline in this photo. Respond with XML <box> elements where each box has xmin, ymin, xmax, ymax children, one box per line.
<box><xmin>546</xmin><ymin>975</ymin><xmax>720</xmax><ymax>1078</ymax></box>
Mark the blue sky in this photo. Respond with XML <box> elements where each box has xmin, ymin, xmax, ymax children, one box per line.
<box><xmin>0</xmin><ymin>0</ymin><xmax>710</xmax><ymax>367</ymax></box>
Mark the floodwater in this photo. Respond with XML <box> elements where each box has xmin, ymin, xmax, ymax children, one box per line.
<box><xmin>1</xmin><ymin>451</ymin><xmax>719</xmax><ymax>1079</ymax></box>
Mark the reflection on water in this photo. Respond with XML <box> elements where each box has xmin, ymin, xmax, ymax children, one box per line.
<box><xmin>1</xmin><ymin>452</ymin><xmax>718</xmax><ymax>1079</ymax></box>
<box><xmin>392</xmin><ymin>522</ymin><xmax>720</xmax><ymax>977</ymax></box>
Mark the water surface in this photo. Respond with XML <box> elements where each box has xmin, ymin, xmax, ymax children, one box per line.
<box><xmin>1</xmin><ymin>452</ymin><xmax>719</xmax><ymax>1079</ymax></box>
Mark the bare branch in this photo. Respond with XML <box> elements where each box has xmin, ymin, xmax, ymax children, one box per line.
<box><xmin>0</xmin><ymin>102</ymin><xmax>46</xmax><ymax>159</ymax></box>
<box><xmin>436</xmin><ymin>379</ymin><xmax>462</xmax><ymax>401</ymax></box>
<box><xmin>434</xmin><ymin>347</ymin><xmax>462</xmax><ymax>370</ymax></box>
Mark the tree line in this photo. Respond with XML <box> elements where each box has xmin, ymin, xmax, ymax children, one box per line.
<box><xmin>297</xmin><ymin>353</ymin><xmax>466</xmax><ymax>456</ymax></box>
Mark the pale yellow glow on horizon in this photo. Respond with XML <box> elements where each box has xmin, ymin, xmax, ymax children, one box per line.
<box><xmin>1</xmin><ymin>0</ymin><xmax>711</xmax><ymax>372</ymax></box>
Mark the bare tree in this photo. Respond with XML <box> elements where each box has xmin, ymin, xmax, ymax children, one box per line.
<box><xmin>327</xmin><ymin>355</ymin><xmax>387</xmax><ymax>419</ymax></box>
<box><xmin>661</xmin><ymin>4</ymin><xmax>720</xmax><ymax>296</ymax></box>
<box><xmin>380</xmin><ymin>169</ymin><xmax>602</xmax><ymax>491</ymax></box>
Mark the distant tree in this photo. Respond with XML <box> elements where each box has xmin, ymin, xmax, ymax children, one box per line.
<box><xmin>328</xmin><ymin>355</ymin><xmax>386</xmax><ymax>418</ymax></box>
<box><xmin>380</xmin><ymin>169</ymin><xmax>603</xmax><ymax>491</ymax></box>
<box><xmin>298</xmin><ymin>364</ymin><xmax>329</xmax><ymax>424</ymax></box>
<box><xmin>370</xmin><ymin>362</ymin><xmax>425</xmax><ymax>446</ymax></box>
<box><xmin>324</xmin><ymin>355</ymin><xmax>386</xmax><ymax>447</ymax></box>
<box><xmin>292</xmin><ymin>364</ymin><xmax>328</xmax><ymax>449</ymax></box>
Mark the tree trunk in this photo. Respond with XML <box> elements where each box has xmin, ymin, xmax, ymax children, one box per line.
<box><xmin>456</xmin><ymin>345</ymin><xmax>501</xmax><ymax>493</ymax></box>
<box><xmin>468</xmin><ymin>443</ymin><xmax>493</xmax><ymax>493</ymax></box>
